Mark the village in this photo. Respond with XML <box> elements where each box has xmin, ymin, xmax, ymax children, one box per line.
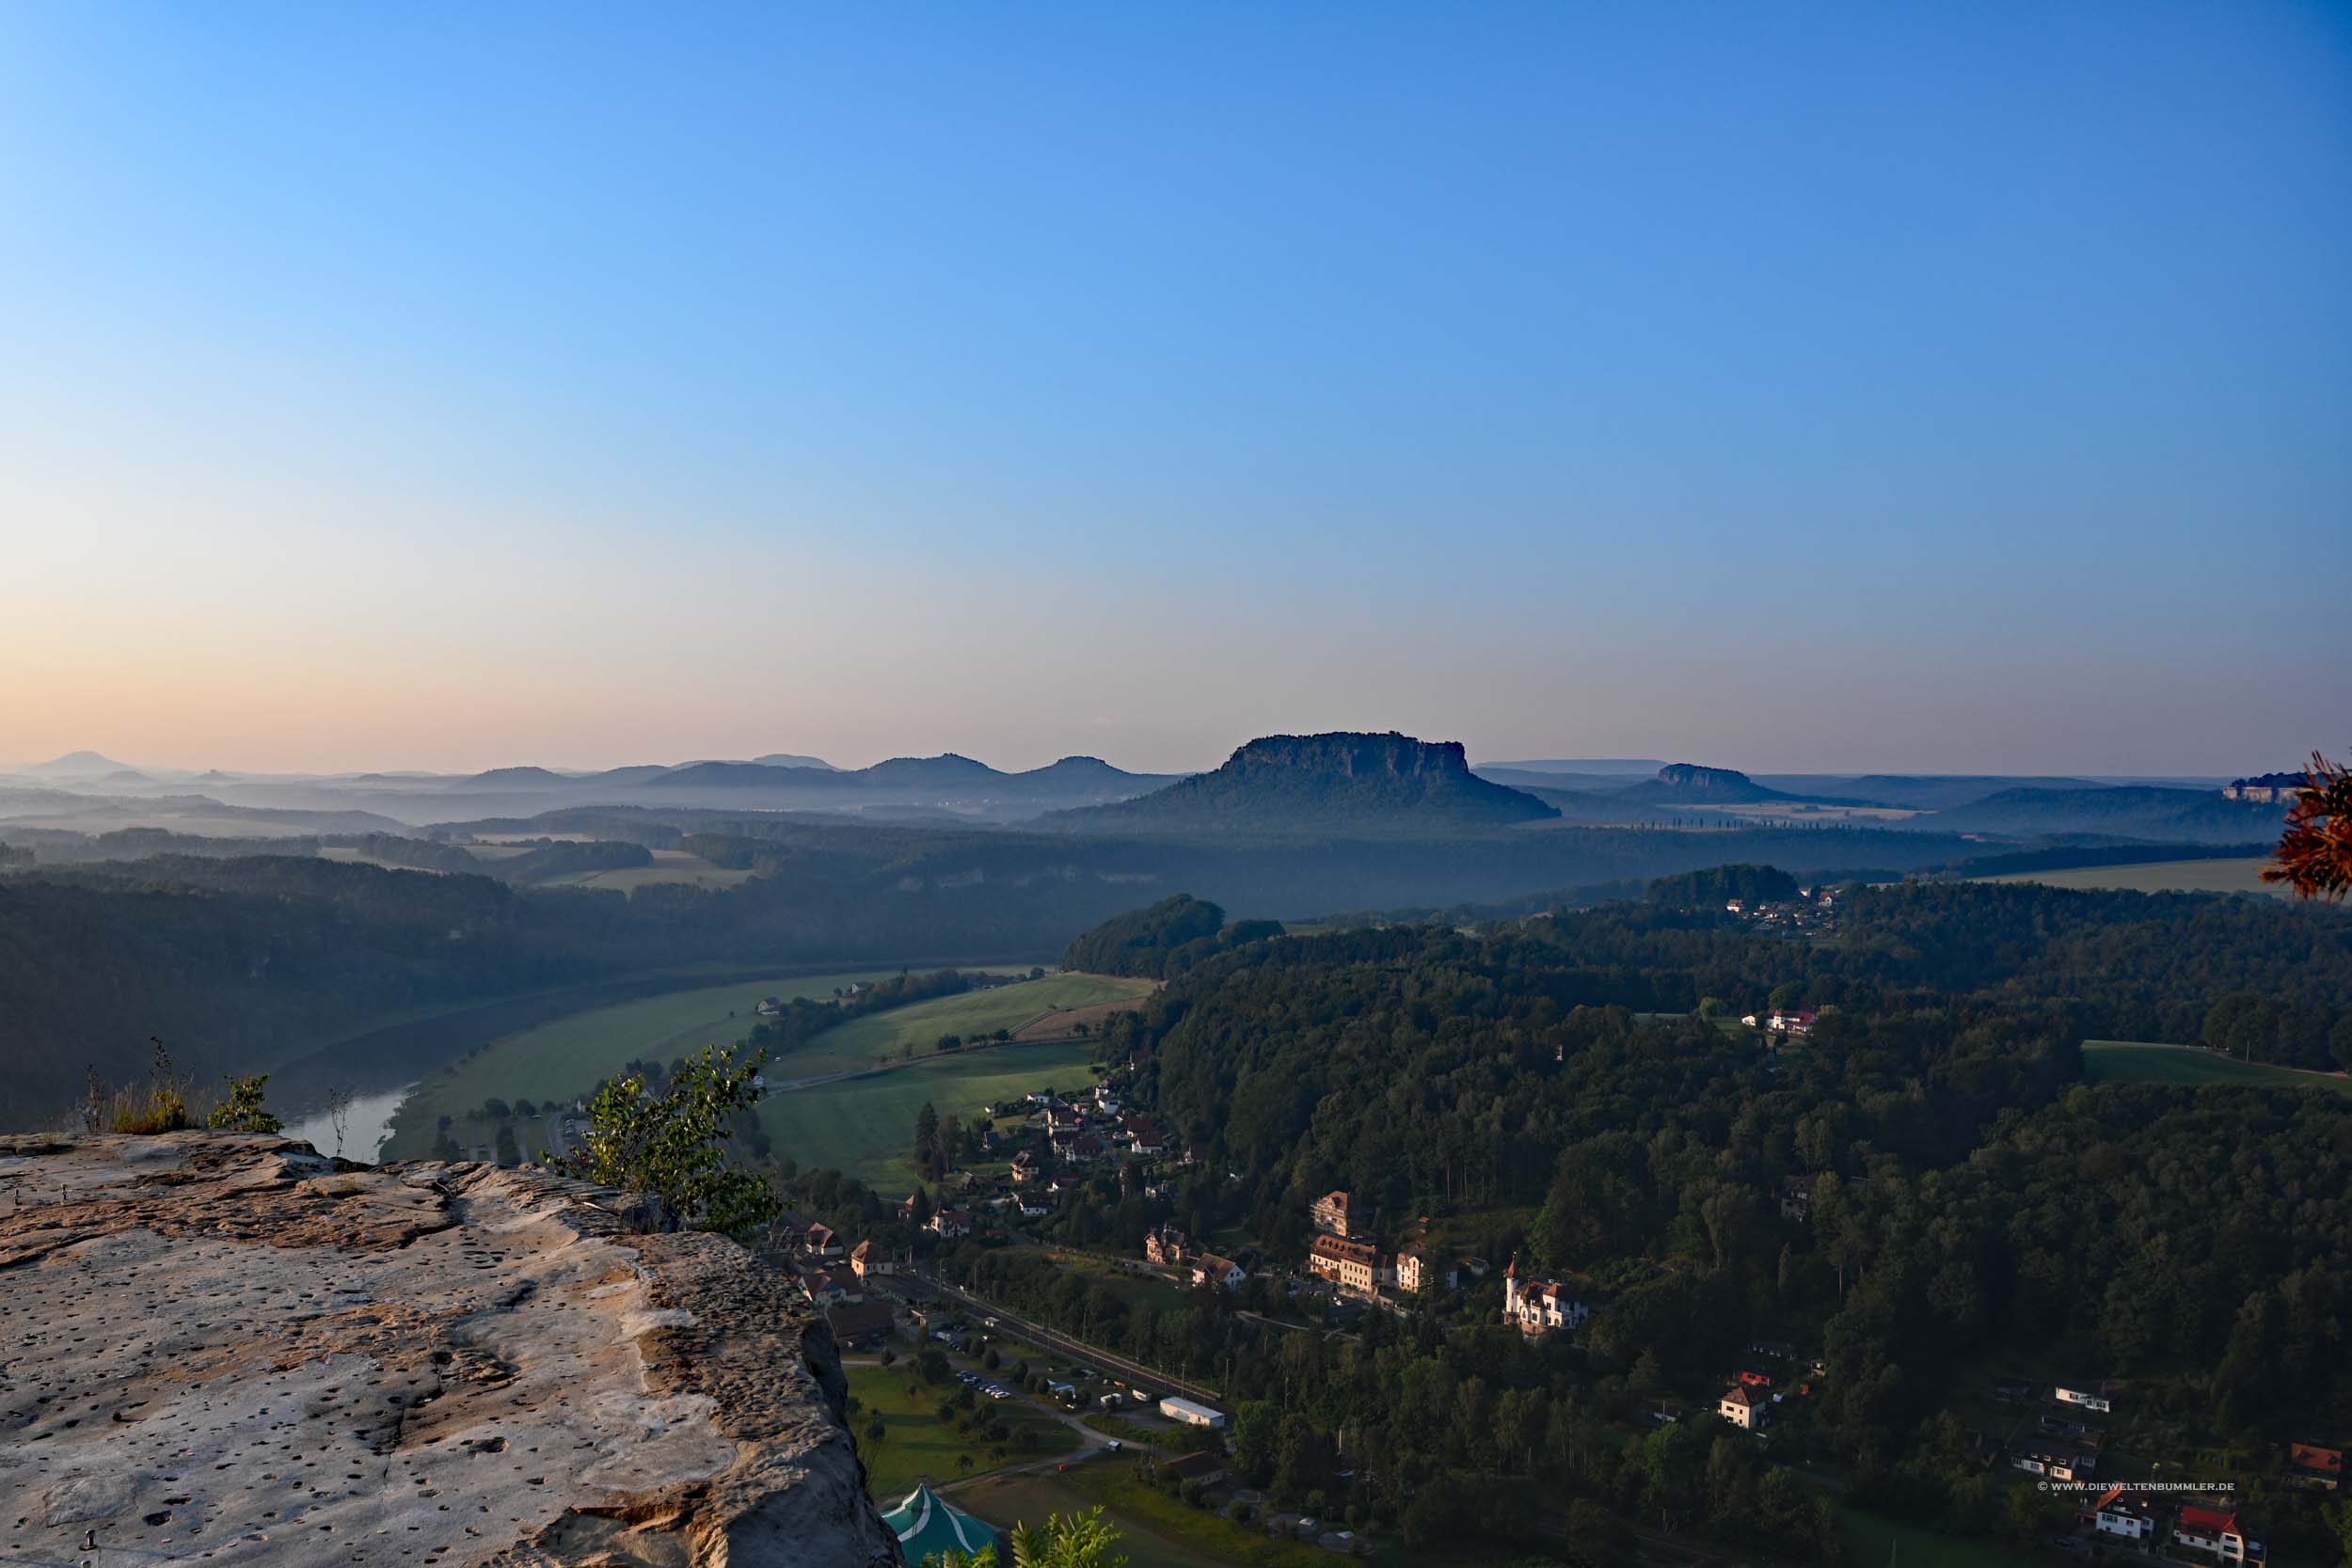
<box><xmin>739</xmin><ymin>1061</ymin><xmax>2336</xmax><ymax>1568</ymax></box>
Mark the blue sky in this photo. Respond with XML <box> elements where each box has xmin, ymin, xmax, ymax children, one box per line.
<box><xmin>2</xmin><ymin>1</ymin><xmax>2347</xmax><ymax>773</ymax></box>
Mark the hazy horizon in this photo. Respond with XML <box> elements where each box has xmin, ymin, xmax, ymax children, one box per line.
<box><xmin>4</xmin><ymin>3</ymin><xmax>2347</xmax><ymax>778</ymax></box>
<box><xmin>0</xmin><ymin>737</ymin><xmax>2263</xmax><ymax>783</ymax></box>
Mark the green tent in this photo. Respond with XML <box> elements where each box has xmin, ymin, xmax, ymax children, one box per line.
<box><xmin>881</xmin><ymin>1483</ymin><xmax>1003</xmax><ymax>1566</ymax></box>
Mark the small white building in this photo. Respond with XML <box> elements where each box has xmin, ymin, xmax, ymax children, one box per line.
<box><xmin>2055</xmin><ymin>1386</ymin><xmax>2112</xmax><ymax>1414</ymax></box>
<box><xmin>1159</xmin><ymin>1396</ymin><xmax>1227</xmax><ymax>1430</ymax></box>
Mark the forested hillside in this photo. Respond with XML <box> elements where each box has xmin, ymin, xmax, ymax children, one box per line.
<box><xmin>912</xmin><ymin>882</ymin><xmax>2352</xmax><ymax>1563</ymax></box>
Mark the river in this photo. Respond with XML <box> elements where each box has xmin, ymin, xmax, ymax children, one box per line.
<box><xmin>279</xmin><ymin>1083</ymin><xmax>416</xmax><ymax>1164</ymax></box>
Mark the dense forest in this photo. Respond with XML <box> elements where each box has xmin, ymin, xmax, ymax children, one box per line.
<box><xmin>881</xmin><ymin>884</ymin><xmax>2352</xmax><ymax>1563</ymax></box>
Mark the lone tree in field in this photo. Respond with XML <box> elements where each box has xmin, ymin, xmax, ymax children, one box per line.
<box><xmin>2265</xmin><ymin>748</ymin><xmax>2352</xmax><ymax>902</ymax></box>
<box><xmin>544</xmin><ymin>1043</ymin><xmax>778</xmax><ymax>1241</ymax></box>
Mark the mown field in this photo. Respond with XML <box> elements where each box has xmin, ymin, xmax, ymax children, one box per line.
<box><xmin>845</xmin><ymin>1363</ymin><xmax>1075</xmax><ymax>1499</ymax></box>
<box><xmin>547</xmin><ymin>848</ymin><xmax>755</xmax><ymax>892</ymax></box>
<box><xmin>1841</xmin><ymin>1509</ymin><xmax>2044</xmax><ymax>1568</ymax></box>
<box><xmin>761</xmin><ymin>1040</ymin><xmax>1098</xmax><ymax>1191</ymax></box>
<box><xmin>776</xmin><ymin>974</ymin><xmax>1154</xmax><ymax>1077</ymax></box>
<box><xmin>2083</xmin><ymin>1040</ymin><xmax>2352</xmax><ymax>1099</ymax></box>
<box><xmin>381</xmin><ymin>967</ymin><xmax>914</xmax><ymax>1156</ymax></box>
<box><xmin>1979</xmin><ymin>857</ymin><xmax>2282</xmax><ymax>897</ymax></box>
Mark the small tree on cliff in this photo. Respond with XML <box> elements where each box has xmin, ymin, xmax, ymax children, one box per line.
<box><xmin>545</xmin><ymin>1043</ymin><xmax>778</xmax><ymax>1241</ymax></box>
<box><xmin>204</xmin><ymin>1073</ymin><xmax>282</xmax><ymax>1133</ymax></box>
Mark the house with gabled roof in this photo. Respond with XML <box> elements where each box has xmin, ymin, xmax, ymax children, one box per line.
<box><xmin>1190</xmin><ymin>1253</ymin><xmax>1246</xmax><ymax>1291</ymax></box>
<box><xmin>2289</xmin><ymin>1443</ymin><xmax>2343</xmax><ymax>1490</ymax></box>
<box><xmin>2083</xmin><ymin>1486</ymin><xmax>2156</xmax><ymax>1542</ymax></box>
<box><xmin>1718</xmin><ymin>1384</ymin><xmax>1769</xmax><ymax>1431</ymax></box>
<box><xmin>2175</xmin><ymin>1504</ymin><xmax>2262</xmax><ymax>1563</ymax></box>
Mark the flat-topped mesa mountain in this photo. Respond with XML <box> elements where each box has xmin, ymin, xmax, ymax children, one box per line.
<box><xmin>1618</xmin><ymin>762</ymin><xmax>1793</xmax><ymax>804</ymax></box>
<box><xmin>0</xmin><ymin>1132</ymin><xmax>894</xmax><ymax>1568</ymax></box>
<box><xmin>1048</xmin><ymin>731</ymin><xmax>1561</xmax><ymax>834</ymax></box>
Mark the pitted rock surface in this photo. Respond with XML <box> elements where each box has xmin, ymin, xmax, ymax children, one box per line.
<box><xmin>0</xmin><ymin>1133</ymin><xmax>895</xmax><ymax>1567</ymax></box>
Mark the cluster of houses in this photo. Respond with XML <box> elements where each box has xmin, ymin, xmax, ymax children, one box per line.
<box><xmin>761</xmin><ymin>1212</ymin><xmax>903</xmax><ymax>1347</ymax></box>
<box><xmin>1297</xmin><ymin>1190</ymin><xmax>1470</xmax><ymax>1304</ymax></box>
<box><xmin>1740</xmin><ymin>1006</ymin><xmax>1820</xmax><ymax>1038</ymax></box>
<box><xmin>1722</xmin><ymin>885</ymin><xmax>1837</xmax><ymax>934</ymax></box>
<box><xmin>1991</xmin><ymin>1380</ymin><xmax>2116</xmax><ymax>1486</ymax></box>
<box><xmin>1009</xmin><ymin>1083</ymin><xmax>1183</xmax><ymax>1182</ymax></box>
<box><xmin>1142</xmin><ymin>1224</ymin><xmax>1249</xmax><ymax>1291</ymax></box>
<box><xmin>2076</xmin><ymin>1438</ymin><xmax>2337</xmax><ymax>1561</ymax></box>
<box><xmin>2081</xmin><ymin>1488</ymin><xmax>2265</xmax><ymax>1564</ymax></box>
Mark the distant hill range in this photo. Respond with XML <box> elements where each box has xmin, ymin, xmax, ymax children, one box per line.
<box><xmin>1049</xmin><ymin>732</ymin><xmax>1560</xmax><ymax>835</ymax></box>
<box><xmin>1927</xmin><ymin>785</ymin><xmax>2287</xmax><ymax>842</ymax></box>
<box><xmin>6</xmin><ymin>742</ymin><xmax>2293</xmax><ymax>845</ymax></box>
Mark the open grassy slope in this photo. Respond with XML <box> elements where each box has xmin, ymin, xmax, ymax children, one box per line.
<box><xmin>381</xmin><ymin>967</ymin><xmax>910</xmax><ymax>1156</ymax></box>
<box><xmin>1978</xmin><ymin>858</ymin><xmax>2283</xmax><ymax>897</ymax></box>
<box><xmin>2083</xmin><ymin>1040</ymin><xmax>2352</xmax><ymax>1098</ymax></box>
<box><xmin>776</xmin><ymin>974</ymin><xmax>1153</xmax><ymax>1076</ymax></box>
<box><xmin>761</xmin><ymin>1040</ymin><xmax>1098</xmax><ymax>1191</ymax></box>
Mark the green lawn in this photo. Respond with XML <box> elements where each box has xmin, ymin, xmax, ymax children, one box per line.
<box><xmin>778</xmin><ymin>974</ymin><xmax>1154</xmax><ymax>1076</ymax></box>
<box><xmin>2083</xmin><ymin>1040</ymin><xmax>2352</xmax><ymax>1099</ymax></box>
<box><xmin>1979</xmin><ymin>857</ymin><xmax>2284</xmax><ymax>897</ymax></box>
<box><xmin>1842</xmin><ymin>1510</ymin><xmax>2044</xmax><ymax>1568</ymax></box>
<box><xmin>382</xmin><ymin>967</ymin><xmax>914</xmax><ymax>1156</ymax></box>
<box><xmin>847</xmin><ymin>1364</ymin><xmax>1076</xmax><ymax>1500</ymax></box>
<box><xmin>762</xmin><ymin>1040</ymin><xmax>1099</xmax><ymax>1191</ymax></box>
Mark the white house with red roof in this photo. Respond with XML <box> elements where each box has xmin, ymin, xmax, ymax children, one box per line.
<box><xmin>2175</xmin><ymin>1504</ymin><xmax>2261</xmax><ymax>1563</ymax></box>
<box><xmin>1717</xmin><ymin>1384</ymin><xmax>1770</xmax><ymax>1431</ymax></box>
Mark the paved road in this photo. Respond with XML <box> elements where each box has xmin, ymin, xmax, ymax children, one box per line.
<box><xmin>904</xmin><ymin>1273</ymin><xmax>1224</xmax><ymax>1408</ymax></box>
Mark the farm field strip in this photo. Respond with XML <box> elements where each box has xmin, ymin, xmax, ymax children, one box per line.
<box><xmin>1977</xmin><ymin>857</ymin><xmax>2284</xmax><ymax>897</ymax></box>
<box><xmin>775</xmin><ymin>974</ymin><xmax>1154</xmax><ymax>1077</ymax></box>
<box><xmin>2082</xmin><ymin>1039</ymin><xmax>2352</xmax><ymax>1098</ymax></box>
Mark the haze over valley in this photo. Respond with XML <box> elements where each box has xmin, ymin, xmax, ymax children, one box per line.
<box><xmin>4</xmin><ymin>5</ymin><xmax>2350</xmax><ymax>1567</ymax></box>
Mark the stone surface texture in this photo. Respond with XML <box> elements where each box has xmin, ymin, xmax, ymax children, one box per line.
<box><xmin>0</xmin><ymin>1132</ymin><xmax>895</xmax><ymax>1568</ymax></box>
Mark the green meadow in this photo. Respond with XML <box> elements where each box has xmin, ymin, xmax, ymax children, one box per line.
<box><xmin>762</xmin><ymin>1039</ymin><xmax>1098</xmax><ymax>1192</ymax></box>
<box><xmin>2083</xmin><ymin>1040</ymin><xmax>2352</xmax><ymax>1099</ymax></box>
<box><xmin>382</xmin><ymin>966</ymin><xmax>913</xmax><ymax>1156</ymax></box>
<box><xmin>776</xmin><ymin>974</ymin><xmax>1154</xmax><ymax>1077</ymax></box>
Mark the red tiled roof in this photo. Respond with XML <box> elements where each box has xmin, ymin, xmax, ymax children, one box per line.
<box><xmin>2292</xmin><ymin>1443</ymin><xmax>2344</xmax><ymax>1475</ymax></box>
<box><xmin>2179</xmin><ymin>1506</ymin><xmax>2239</xmax><ymax>1535</ymax></box>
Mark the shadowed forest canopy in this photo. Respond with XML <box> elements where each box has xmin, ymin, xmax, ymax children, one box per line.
<box><xmin>1016</xmin><ymin>881</ymin><xmax>2352</xmax><ymax>1563</ymax></box>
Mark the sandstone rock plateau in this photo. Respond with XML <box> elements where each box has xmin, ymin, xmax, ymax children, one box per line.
<box><xmin>0</xmin><ymin>1132</ymin><xmax>897</xmax><ymax>1567</ymax></box>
